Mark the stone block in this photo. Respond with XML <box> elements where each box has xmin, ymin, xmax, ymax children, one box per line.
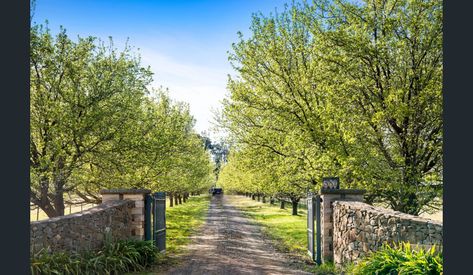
<box><xmin>133</xmin><ymin>228</ymin><xmax>144</xmax><ymax>236</ymax></box>
<box><xmin>131</xmin><ymin>208</ymin><xmax>144</xmax><ymax>215</ymax></box>
<box><xmin>123</xmin><ymin>194</ymin><xmax>144</xmax><ymax>200</ymax></box>
<box><xmin>132</xmin><ymin>214</ymin><xmax>145</xmax><ymax>222</ymax></box>
<box><xmin>102</xmin><ymin>194</ymin><xmax>120</xmax><ymax>202</ymax></box>
<box><xmin>134</xmin><ymin>201</ymin><xmax>145</xmax><ymax>208</ymax></box>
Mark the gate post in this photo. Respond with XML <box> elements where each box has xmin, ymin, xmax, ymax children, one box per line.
<box><xmin>145</xmin><ymin>194</ymin><xmax>152</xmax><ymax>241</ymax></box>
<box><xmin>315</xmin><ymin>195</ymin><xmax>322</xmax><ymax>264</ymax></box>
<box><xmin>101</xmin><ymin>189</ymin><xmax>151</xmax><ymax>240</ymax></box>
<box><xmin>319</xmin><ymin>189</ymin><xmax>365</xmax><ymax>263</ymax></box>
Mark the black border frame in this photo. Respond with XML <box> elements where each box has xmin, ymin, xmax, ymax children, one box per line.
<box><xmin>0</xmin><ymin>0</ymin><xmax>30</xmax><ymax>273</ymax></box>
<box><xmin>0</xmin><ymin>0</ymin><xmax>472</xmax><ymax>272</ymax></box>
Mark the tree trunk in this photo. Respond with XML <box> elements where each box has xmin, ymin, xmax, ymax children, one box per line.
<box><xmin>183</xmin><ymin>193</ymin><xmax>188</xmax><ymax>203</ymax></box>
<box><xmin>178</xmin><ymin>194</ymin><xmax>182</xmax><ymax>204</ymax></box>
<box><xmin>257</xmin><ymin>194</ymin><xmax>261</xmax><ymax>202</ymax></box>
<box><xmin>34</xmin><ymin>176</ymin><xmax>58</xmax><ymax>218</ymax></box>
<box><xmin>270</xmin><ymin>197</ymin><xmax>274</xmax><ymax>205</ymax></box>
<box><xmin>174</xmin><ymin>194</ymin><xmax>179</xmax><ymax>206</ymax></box>
<box><xmin>52</xmin><ymin>181</ymin><xmax>66</xmax><ymax>217</ymax></box>
<box><xmin>251</xmin><ymin>194</ymin><xmax>255</xmax><ymax>200</ymax></box>
<box><xmin>169</xmin><ymin>193</ymin><xmax>174</xmax><ymax>207</ymax></box>
<box><xmin>393</xmin><ymin>192</ymin><xmax>421</xmax><ymax>215</ymax></box>
<box><xmin>291</xmin><ymin>197</ymin><xmax>300</xmax><ymax>216</ymax></box>
<box><xmin>262</xmin><ymin>196</ymin><xmax>266</xmax><ymax>203</ymax></box>
<box><xmin>280</xmin><ymin>200</ymin><xmax>285</xmax><ymax>209</ymax></box>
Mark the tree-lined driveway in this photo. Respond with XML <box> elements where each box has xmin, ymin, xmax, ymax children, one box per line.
<box><xmin>161</xmin><ymin>195</ymin><xmax>311</xmax><ymax>275</ymax></box>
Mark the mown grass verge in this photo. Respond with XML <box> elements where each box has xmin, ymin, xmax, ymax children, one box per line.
<box><xmin>226</xmin><ymin>195</ymin><xmax>307</xmax><ymax>257</ymax></box>
<box><xmin>165</xmin><ymin>195</ymin><xmax>211</xmax><ymax>254</ymax></box>
<box><xmin>136</xmin><ymin>194</ymin><xmax>211</xmax><ymax>273</ymax></box>
<box><xmin>226</xmin><ymin>195</ymin><xmax>346</xmax><ymax>274</ymax></box>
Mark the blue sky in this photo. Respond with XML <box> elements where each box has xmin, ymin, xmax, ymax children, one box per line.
<box><xmin>33</xmin><ymin>0</ymin><xmax>289</xmax><ymax>139</ymax></box>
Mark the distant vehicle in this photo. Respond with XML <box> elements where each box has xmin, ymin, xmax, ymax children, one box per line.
<box><xmin>211</xmin><ymin>187</ymin><xmax>223</xmax><ymax>196</ymax></box>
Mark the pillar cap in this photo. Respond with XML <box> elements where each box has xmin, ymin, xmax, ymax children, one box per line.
<box><xmin>100</xmin><ymin>188</ymin><xmax>151</xmax><ymax>195</ymax></box>
<box><xmin>320</xmin><ymin>189</ymin><xmax>366</xmax><ymax>195</ymax></box>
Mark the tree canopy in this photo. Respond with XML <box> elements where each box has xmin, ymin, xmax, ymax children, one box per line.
<box><xmin>30</xmin><ymin>24</ymin><xmax>214</xmax><ymax>217</ymax></box>
<box><xmin>218</xmin><ymin>0</ymin><xmax>442</xmax><ymax>215</ymax></box>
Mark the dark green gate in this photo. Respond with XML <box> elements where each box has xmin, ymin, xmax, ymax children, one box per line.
<box><xmin>145</xmin><ymin>192</ymin><xmax>166</xmax><ymax>253</ymax></box>
<box><xmin>307</xmin><ymin>193</ymin><xmax>321</xmax><ymax>264</ymax></box>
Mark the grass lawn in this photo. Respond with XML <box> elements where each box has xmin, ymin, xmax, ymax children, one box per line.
<box><xmin>135</xmin><ymin>194</ymin><xmax>210</xmax><ymax>274</ymax></box>
<box><xmin>225</xmin><ymin>195</ymin><xmax>308</xmax><ymax>259</ymax></box>
<box><xmin>226</xmin><ymin>195</ymin><xmax>345</xmax><ymax>274</ymax></box>
<box><xmin>165</xmin><ymin>194</ymin><xmax>210</xmax><ymax>255</ymax></box>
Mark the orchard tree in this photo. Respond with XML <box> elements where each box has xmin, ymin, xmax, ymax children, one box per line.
<box><xmin>30</xmin><ymin>25</ymin><xmax>152</xmax><ymax>217</ymax></box>
<box><xmin>30</xmin><ymin>24</ymin><xmax>215</xmax><ymax>217</ymax></box>
<box><xmin>219</xmin><ymin>0</ymin><xmax>442</xmax><ymax>215</ymax></box>
<box><xmin>303</xmin><ymin>0</ymin><xmax>443</xmax><ymax>214</ymax></box>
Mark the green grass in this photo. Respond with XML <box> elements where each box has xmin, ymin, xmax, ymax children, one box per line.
<box><xmin>226</xmin><ymin>195</ymin><xmax>308</xmax><ymax>257</ymax></box>
<box><xmin>135</xmin><ymin>194</ymin><xmax>210</xmax><ymax>273</ymax></box>
<box><xmin>226</xmin><ymin>195</ymin><xmax>345</xmax><ymax>274</ymax></box>
<box><xmin>165</xmin><ymin>195</ymin><xmax>210</xmax><ymax>255</ymax></box>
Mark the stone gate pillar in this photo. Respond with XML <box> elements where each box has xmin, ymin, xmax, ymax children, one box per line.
<box><xmin>100</xmin><ymin>189</ymin><xmax>151</xmax><ymax>240</ymax></box>
<box><xmin>320</xmin><ymin>189</ymin><xmax>365</xmax><ymax>262</ymax></box>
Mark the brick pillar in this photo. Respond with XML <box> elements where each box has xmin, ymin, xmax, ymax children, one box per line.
<box><xmin>320</xmin><ymin>189</ymin><xmax>365</xmax><ymax>263</ymax></box>
<box><xmin>100</xmin><ymin>189</ymin><xmax>151</xmax><ymax>240</ymax></box>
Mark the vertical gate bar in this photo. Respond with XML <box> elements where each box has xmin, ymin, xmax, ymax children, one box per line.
<box><xmin>153</xmin><ymin>194</ymin><xmax>158</xmax><ymax>247</ymax></box>
<box><xmin>307</xmin><ymin>196</ymin><xmax>310</xmax><ymax>252</ymax></box>
<box><xmin>144</xmin><ymin>194</ymin><xmax>152</xmax><ymax>241</ymax></box>
<box><xmin>155</xmin><ymin>192</ymin><xmax>166</xmax><ymax>253</ymax></box>
<box><xmin>311</xmin><ymin>196</ymin><xmax>315</xmax><ymax>262</ymax></box>
<box><xmin>162</xmin><ymin>192</ymin><xmax>166</xmax><ymax>252</ymax></box>
<box><xmin>307</xmin><ymin>194</ymin><xmax>315</xmax><ymax>262</ymax></box>
<box><xmin>315</xmin><ymin>195</ymin><xmax>322</xmax><ymax>265</ymax></box>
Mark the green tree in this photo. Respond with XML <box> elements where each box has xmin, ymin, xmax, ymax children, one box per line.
<box><xmin>304</xmin><ymin>0</ymin><xmax>443</xmax><ymax>214</ymax></box>
<box><xmin>30</xmin><ymin>24</ymin><xmax>215</xmax><ymax>217</ymax></box>
<box><xmin>219</xmin><ymin>0</ymin><xmax>442</xmax><ymax>215</ymax></box>
<box><xmin>30</xmin><ymin>25</ymin><xmax>152</xmax><ymax>217</ymax></box>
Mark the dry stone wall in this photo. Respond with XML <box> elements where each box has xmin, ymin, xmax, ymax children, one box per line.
<box><xmin>332</xmin><ymin>201</ymin><xmax>443</xmax><ymax>265</ymax></box>
<box><xmin>30</xmin><ymin>200</ymin><xmax>134</xmax><ymax>254</ymax></box>
<box><xmin>319</xmin><ymin>190</ymin><xmax>365</xmax><ymax>262</ymax></box>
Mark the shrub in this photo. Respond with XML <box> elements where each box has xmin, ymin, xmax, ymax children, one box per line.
<box><xmin>31</xmin><ymin>240</ymin><xmax>158</xmax><ymax>275</ymax></box>
<box><xmin>353</xmin><ymin>242</ymin><xmax>443</xmax><ymax>275</ymax></box>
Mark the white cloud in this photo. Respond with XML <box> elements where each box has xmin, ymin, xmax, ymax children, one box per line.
<box><xmin>139</xmin><ymin>48</ymin><xmax>230</xmax><ymax>138</ymax></box>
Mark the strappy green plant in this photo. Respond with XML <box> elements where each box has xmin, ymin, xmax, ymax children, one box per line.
<box><xmin>353</xmin><ymin>242</ymin><xmax>443</xmax><ymax>275</ymax></box>
<box><xmin>31</xmin><ymin>240</ymin><xmax>158</xmax><ymax>275</ymax></box>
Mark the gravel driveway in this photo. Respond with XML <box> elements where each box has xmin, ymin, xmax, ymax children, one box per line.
<box><xmin>160</xmin><ymin>195</ymin><xmax>311</xmax><ymax>275</ymax></box>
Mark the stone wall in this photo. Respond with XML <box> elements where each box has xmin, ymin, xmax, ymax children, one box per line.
<box><xmin>332</xmin><ymin>201</ymin><xmax>443</xmax><ymax>265</ymax></box>
<box><xmin>319</xmin><ymin>189</ymin><xmax>365</xmax><ymax>262</ymax></box>
<box><xmin>30</xmin><ymin>200</ymin><xmax>134</xmax><ymax>254</ymax></box>
<box><xmin>101</xmin><ymin>189</ymin><xmax>150</xmax><ymax>240</ymax></box>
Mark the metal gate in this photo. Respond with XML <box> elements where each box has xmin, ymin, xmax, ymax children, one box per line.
<box><xmin>145</xmin><ymin>192</ymin><xmax>166</xmax><ymax>253</ymax></box>
<box><xmin>307</xmin><ymin>193</ymin><xmax>321</xmax><ymax>264</ymax></box>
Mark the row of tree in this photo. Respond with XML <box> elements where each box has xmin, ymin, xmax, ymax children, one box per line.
<box><xmin>30</xmin><ymin>24</ymin><xmax>215</xmax><ymax>217</ymax></box>
<box><xmin>217</xmin><ymin>0</ymin><xmax>442</xmax><ymax>215</ymax></box>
